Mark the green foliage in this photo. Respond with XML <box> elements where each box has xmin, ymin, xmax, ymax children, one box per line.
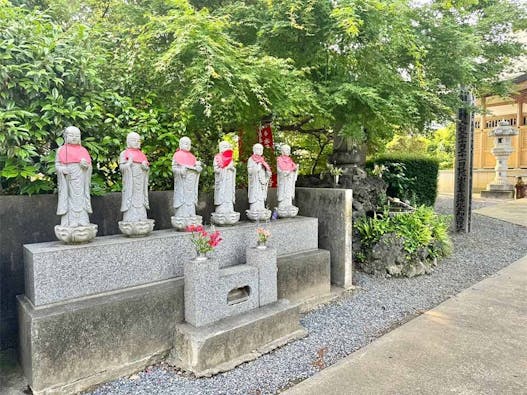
<box><xmin>1</xmin><ymin>0</ymin><xmax>526</xmax><ymax>195</ymax></box>
<box><xmin>367</xmin><ymin>154</ymin><xmax>440</xmax><ymax>206</ymax></box>
<box><xmin>384</xmin><ymin>124</ymin><xmax>456</xmax><ymax>170</ymax></box>
<box><xmin>0</xmin><ymin>3</ymin><xmax>108</xmax><ymax>194</ymax></box>
<box><xmin>276</xmin><ymin>131</ymin><xmax>333</xmax><ymax>175</ymax></box>
<box><xmin>354</xmin><ymin>206</ymin><xmax>452</xmax><ymax>261</ymax></box>
<box><xmin>427</xmin><ymin>125</ymin><xmax>456</xmax><ymax>170</ymax></box>
<box><xmin>386</xmin><ymin>134</ymin><xmax>429</xmax><ymax>155</ymax></box>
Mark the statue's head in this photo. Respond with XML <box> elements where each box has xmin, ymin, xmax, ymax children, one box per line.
<box><xmin>253</xmin><ymin>143</ymin><xmax>264</xmax><ymax>156</ymax></box>
<box><xmin>126</xmin><ymin>132</ymin><xmax>141</xmax><ymax>149</ymax></box>
<box><xmin>64</xmin><ymin>126</ymin><xmax>81</xmax><ymax>145</ymax></box>
<box><xmin>179</xmin><ymin>136</ymin><xmax>191</xmax><ymax>151</ymax></box>
<box><xmin>281</xmin><ymin>144</ymin><xmax>291</xmax><ymax>156</ymax></box>
<box><xmin>219</xmin><ymin>141</ymin><xmax>231</xmax><ymax>153</ymax></box>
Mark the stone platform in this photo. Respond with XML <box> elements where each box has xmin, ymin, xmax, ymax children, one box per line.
<box><xmin>18</xmin><ymin>247</ymin><xmax>330</xmax><ymax>395</ymax></box>
<box><xmin>168</xmin><ymin>299</ymin><xmax>306</xmax><ymax>377</ymax></box>
<box><xmin>24</xmin><ymin>216</ymin><xmax>318</xmax><ymax>306</ymax></box>
<box><xmin>278</xmin><ymin>249</ymin><xmax>331</xmax><ymax>303</ymax></box>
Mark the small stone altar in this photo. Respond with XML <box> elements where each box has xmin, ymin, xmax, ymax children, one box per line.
<box><xmin>168</xmin><ymin>246</ymin><xmax>306</xmax><ymax>376</ymax></box>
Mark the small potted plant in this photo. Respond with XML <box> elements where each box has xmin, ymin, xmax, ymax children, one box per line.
<box><xmin>186</xmin><ymin>225</ymin><xmax>222</xmax><ymax>260</ymax></box>
<box><xmin>256</xmin><ymin>227</ymin><xmax>271</xmax><ymax>249</ymax></box>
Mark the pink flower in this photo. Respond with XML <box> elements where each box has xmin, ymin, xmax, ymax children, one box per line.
<box><xmin>188</xmin><ymin>226</ymin><xmax>223</xmax><ymax>255</ymax></box>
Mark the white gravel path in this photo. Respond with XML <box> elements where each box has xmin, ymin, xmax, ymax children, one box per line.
<box><xmin>88</xmin><ymin>196</ymin><xmax>527</xmax><ymax>395</ymax></box>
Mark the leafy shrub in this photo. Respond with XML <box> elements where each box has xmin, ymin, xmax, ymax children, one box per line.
<box><xmin>355</xmin><ymin>206</ymin><xmax>452</xmax><ymax>261</ymax></box>
<box><xmin>366</xmin><ymin>153</ymin><xmax>440</xmax><ymax>206</ymax></box>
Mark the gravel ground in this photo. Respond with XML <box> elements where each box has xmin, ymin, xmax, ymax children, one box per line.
<box><xmin>89</xmin><ymin>196</ymin><xmax>527</xmax><ymax>395</ymax></box>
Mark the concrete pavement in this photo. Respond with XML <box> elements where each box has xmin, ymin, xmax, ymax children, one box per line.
<box><xmin>284</xmin><ymin>221</ymin><xmax>527</xmax><ymax>395</ymax></box>
<box><xmin>474</xmin><ymin>197</ymin><xmax>527</xmax><ymax>227</ymax></box>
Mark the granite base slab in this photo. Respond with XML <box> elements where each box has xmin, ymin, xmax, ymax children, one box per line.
<box><xmin>167</xmin><ymin>299</ymin><xmax>306</xmax><ymax>377</ymax></box>
<box><xmin>24</xmin><ymin>216</ymin><xmax>318</xmax><ymax>306</ymax></box>
<box><xmin>18</xmin><ymin>278</ymin><xmax>183</xmax><ymax>395</ymax></box>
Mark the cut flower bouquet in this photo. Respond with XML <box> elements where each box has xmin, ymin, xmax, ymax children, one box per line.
<box><xmin>186</xmin><ymin>225</ymin><xmax>222</xmax><ymax>256</ymax></box>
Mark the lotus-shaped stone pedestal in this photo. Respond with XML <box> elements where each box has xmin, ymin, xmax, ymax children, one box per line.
<box><xmin>118</xmin><ymin>219</ymin><xmax>155</xmax><ymax>237</ymax></box>
<box><xmin>211</xmin><ymin>211</ymin><xmax>240</xmax><ymax>226</ymax></box>
<box><xmin>54</xmin><ymin>224</ymin><xmax>98</xmax><ymax>244</ymax></box>
<box><xmin>276</xmin><ymin>205</ymin><xmax>299</xmax><ymax>218</ymax></box>
<box><xmin>246</xmin><ymin>209</ymin><xmax>271</xmax><ymax>222</ymax></box>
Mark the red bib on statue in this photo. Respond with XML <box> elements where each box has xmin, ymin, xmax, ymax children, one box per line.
<box><xmin>277</xmin><ymin>155</ymin><xmax>297</xmax><ymax>172</ymax></box>
<box><xmin>124</xmin><ymin>148</ymin><xmax>149</xmax><ymax>164</ymax></box>
<box><xmin>173</xmin><ymin>149</ymin><xmax>197</xmax><ymax>166</ymax></box>
<box><xmin>215</xmin><ymin>150</ymin><xmax>233</xmax><ymax>168</ymax></box>
<box><xmin>57</xmin><ymin>144</ymin><xmax>92</xmax><ymax>164</ymax></box>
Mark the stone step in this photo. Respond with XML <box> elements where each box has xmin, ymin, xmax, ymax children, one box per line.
<box><xmin>167</xmin><ymin>299</ymin><xmax>307</xmax><ymax>377</ymax></box>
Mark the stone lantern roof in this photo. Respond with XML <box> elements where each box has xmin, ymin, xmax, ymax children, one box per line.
<box><xmin>488</xmin><ymin>120</ymin><xmax>519</xmax><ymax>137</ymax></box>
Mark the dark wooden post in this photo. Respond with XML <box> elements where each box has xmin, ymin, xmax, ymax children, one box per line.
<box><xmin>454</xmin><ymin>89</ymin><xmax>474</xmax><ymax>233</ymax></box>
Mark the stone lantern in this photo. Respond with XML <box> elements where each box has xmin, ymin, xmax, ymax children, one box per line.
<box><xmin>481</xmin><ymin>120</ymin><xmax>519</xmax><ymax>199</ymax></box>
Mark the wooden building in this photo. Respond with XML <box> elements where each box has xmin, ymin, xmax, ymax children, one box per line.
<box><xmin>474</xmin><ymin>73</ymin><xmax>527</xmax><ymax>170</ymax></box>
<box><xmin>439</xmin><ymin>73</ymin><xmax>527</xmax><ymax>193</ymax></box>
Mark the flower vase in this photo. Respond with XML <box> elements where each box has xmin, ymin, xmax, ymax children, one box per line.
<box><xmin>256</xmin><ymin>240</ymin><xmax>267</xmax><ymax>249</ymax></box>
<box><xmin>334</xmin><ymin>174</ymin><xmax>340</xmax><ymax>185</ymax></box>
<box><xmin>195</xmin><ymin>251</ymin><xmax>208</xmax><ymax>261</ymax></box>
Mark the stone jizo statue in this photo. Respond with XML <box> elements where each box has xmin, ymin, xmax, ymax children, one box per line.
<box><xmin>55</xmin><ymin>126</ymin><xmax>98</xmax><ymax>243</ymax></box>
<box><xmin>118</xmin><ymin>132</ymin><xmax>155</xmax><ymax>236</ymax></box>
<box><xmin>211</xmin><ymin>141</ymin><xmax>240</xmax><ymax>225</ymax></box>
<box><xmin>276</xmin><ymin>144</ymin><xmax>299</xmax><ymax>217</ymax></box>
<box><xmin>171</xmin><ymin>136</ymin><xmax>203</xmax><ymax>230</ymax></box>
<box><xmin>246</xmin><ymin>143</ymin><xmax>272</xmax><ymax>221</ymax></box>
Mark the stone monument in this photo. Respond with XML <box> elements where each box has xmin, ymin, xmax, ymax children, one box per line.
<box><xmin>454</xmin><ymin>89</ymin><xmax>474</xmax><ymax>232</ymax></box>
<box><xmin>171</xmin><ymin>137</ymin><xmax>203</xmax><ymax>230</ymax></box>
<box><xmin>118</xmin><ymin>132</ymin><xmax>155</xmax><ymax>236</ymax></box>
<box><xmin>247</xmin><ymin>143</ymin><xmax>272</xmax><ymax>221</ymax></box>
<box><xmin>54</xmin><ymin>126</ymin><xmax>98</xmax><ymax>243</ymax></box>
<box><xmin>276</xmin><ymin>144</ymin><xmax>299</xmax><ymax>218</ymax></box>
<box><xmin>480</xmin><ymin>120</ymin><xmax>519</xmax><ymax>200</ymax></box>
<box><xmin>211</xmin><ymin>141</ymin><xmax>240</xmax><ymax>225</ymax></box>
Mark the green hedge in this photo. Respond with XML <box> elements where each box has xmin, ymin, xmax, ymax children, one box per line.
<box><xmin>366</xmin><ymin>153</ymin><xmax>440</xmax><ymax>206</ymax></box>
